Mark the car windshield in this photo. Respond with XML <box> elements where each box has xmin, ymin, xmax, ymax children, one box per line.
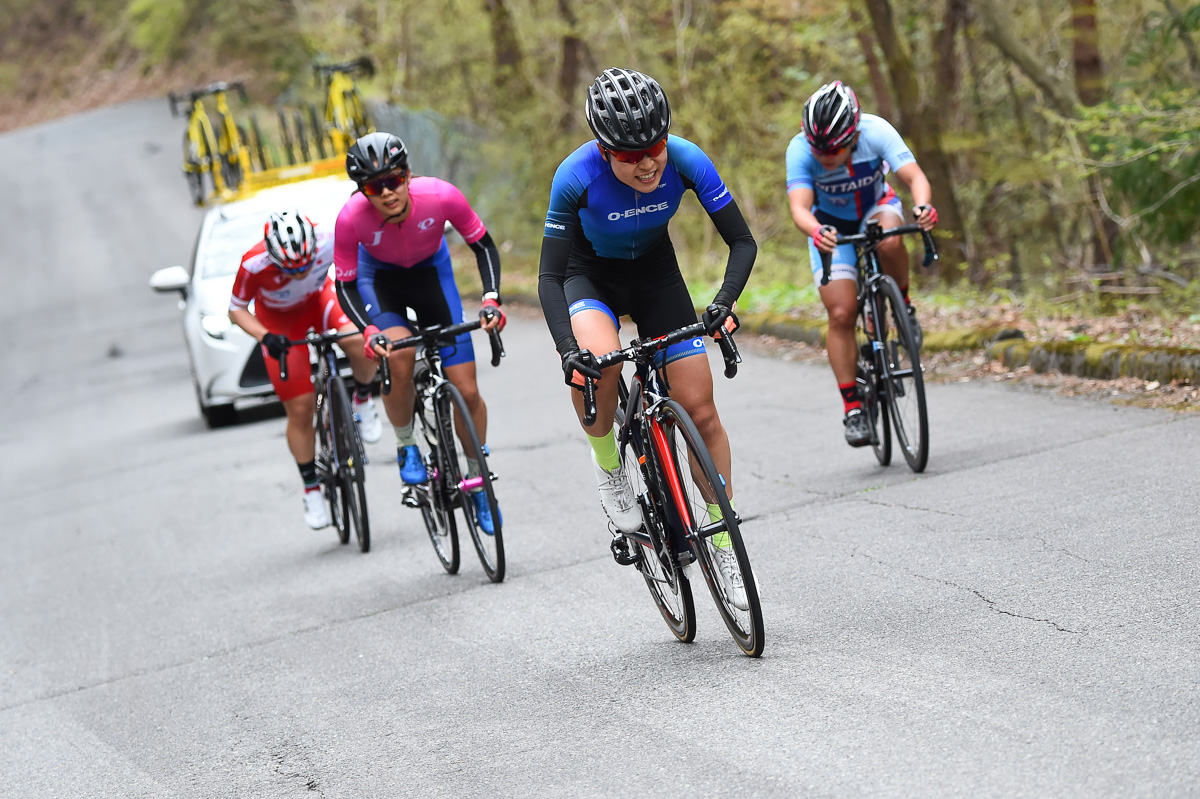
<box><xmin>197</xmin><ymin>179</ymin><xmax>357</xmax><ymax>280</ymax></box>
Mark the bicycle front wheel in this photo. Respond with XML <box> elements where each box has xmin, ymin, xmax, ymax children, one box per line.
<box><xmin>658</xmin><ymin>400</ymin><xmax>764</xmax><ymax>657</ymax></box>
<box><xmin>615</xmin><ymin>384</ymin><xmax>696</xmax><ymax>643</ymax></box>
<box><xmin>436</xmin><ymin>382</ymin><xmax>504</xmax><ymax>582</ymax></box>
<box><xmin>413</xmin><ymin>390</ymin><xmax>459</xmax><ymax>574</ymax></box>
<box><xmin>316</xmin><ymin>389</ymin><xmax>349</xmax><ymax>544</ymax></box>
<box><xmin>331</xmin><ymin>377</ymin><xmax>370</xmax><ymax>552</ymax></box>
<box><xmin>875</xmin><ymin>276</ymin><xmax>929</xmax><ymax>472</ymax></box>
<box><xmin>860</xmin><ymin>301</ymin><xmax>891</xmax><ymax>466</ymax></box>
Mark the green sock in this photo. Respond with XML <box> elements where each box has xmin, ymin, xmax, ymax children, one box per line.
<box><xmin>394</xmin><ymin>421</ymin><xmax>416</xmax><ymax>449</ymax></box>
<box><xmin>587</xmin><ymin>431</ymin><xmax>621</xmax><ymax>472</ymax></box>
<box><xmin>708</xmin><ymin>498</ymin><xmax>735</xmax><ymax>549</ymax></box>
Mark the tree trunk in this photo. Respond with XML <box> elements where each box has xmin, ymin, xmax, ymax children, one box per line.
<box><xmin>848</xmin><ymin>6</ymin><xmax>894</xmax><ymax>120</ymax></box>
<box><xmin>934</xmin><ymin>0</ymin><xmax>968</xmax><ymax>101</ymax></box>
<box><xmin>972</xmin><ymin>0</ymin><xmax>1077</xmax><ymax>117</ymax></box>
<box><xmin>1069</xmin><ymin>0</ymin><xmax>1104</xmax><ymax>106</ymax></box>
<box><xmin>862</xmin><ymin>0</ymin><xmax>968</xmax><ymax>280</ymax></box>
<box><xmin>485</xmin><ymin>0</ymin><xmax>528</xmax><ymax>97</ymax></box>
<box><xmin>1164</xmin><ymin>0</ymin><xmax>1200</xmax><ymax>76</ymax></box>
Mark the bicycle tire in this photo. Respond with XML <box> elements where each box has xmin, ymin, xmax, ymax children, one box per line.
<box><xmin>437</xmin><ymin>382</ymin><xmax>504</xmax><ymax>582</ymax></box>
<box><xmin>413</xmin><ymin>386</ymin><xmax>460</xmax><ymax>574</ymax></box>
<box><xmin>331</xmin><ymin>376</ymin><xmax>370</xmax><ymax>552</ymax></box>
<box><xmin>248</xmin><ymin>114</ymin><xmax>267</xmax><ymax>171</ymax></box>
<box><xmin>215</xmin><ymin>113</ymin><xmax>241</xmax><ymax>191</ymax></box>
<box><xmin>615</xmin><ymin>378</ymin><xmax>696</xmax><ymax>643</ymax></box>
<box><xmin>293</xmin><ymin>110</ymin><xmax>311</xmax><ymax>162</ymax></box>
<box><xmin>182</xmin><ymin>131</ymin><xmax>205</xmax><ymax>206</ymax></box>
<box><xmin>307</xmin><ymin>102</ymin><xmax>328</xmax><ymax>159</ymax></box>
<box><xmin>316</xmin><ymin>387</ymin><xmax>349</xmax><ymax>544</ymax></box>
<box><xmin>658</xmin><ymin>399</ymin><xmax>764</xmax><ymax>657</ymax></box>
<box><xmin>875</xmin><ymin>276</ymin><xmax>929</xmax><ymax>472</ymax></box>
<box><xmin>860</xmin><ymin>295</ymin><xmax>892</xmax><ymax>466</ymax></box>
<box><xmin>347</xmin><ymin>89</ymin><xmax>371</xmax><ymax>137</ymax></box>
<box><xmin>277</xmin><ymin>109</ymin><xmax>296</xmax><ymax>165</ymax></box>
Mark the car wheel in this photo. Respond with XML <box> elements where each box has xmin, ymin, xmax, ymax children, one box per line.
<box><xmin>193</xmin><ymin>374</ymin><xmax>237</xmax><ymax>427</ymax></box>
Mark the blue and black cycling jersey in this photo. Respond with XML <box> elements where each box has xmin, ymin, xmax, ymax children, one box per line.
<box><xmin>538</xmin><ymin>134</ymin><xmax>756</xmax><ymax>356</ymax></box>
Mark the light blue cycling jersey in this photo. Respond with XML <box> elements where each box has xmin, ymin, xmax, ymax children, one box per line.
<box><xmin>785</xmin><ymin>114</ymin><xmax>915</xmax><ymax>223</ymax></box>
<box><xmin>543</xmin><ymin>134</ymin><xmax>732</xmax><ymax>260</ymax></box>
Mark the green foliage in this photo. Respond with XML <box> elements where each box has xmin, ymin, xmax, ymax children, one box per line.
<box><xmin>125</xmin><ymin>0</ymin><xmax>190</xmax><ymax>64</ymax></box>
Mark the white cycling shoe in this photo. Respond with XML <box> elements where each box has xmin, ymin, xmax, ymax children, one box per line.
<box><xmin>713</xmin><ymin>546</ymin><xmax>749</xmax><ymax>611</ymax></box>
<box><xmin>303</xmin><ymin>489</ymin><xmax>331</xmax><ymax>530</ymax></box>
<box><xmin>354</xmin><ymin>396</ymin><xmax>383</xmax><ymax>444</ymax></box>
<box><xmin>592</xmin><ymin>454</ymin><xmax>643</xmax><ymax>534</ymax></box>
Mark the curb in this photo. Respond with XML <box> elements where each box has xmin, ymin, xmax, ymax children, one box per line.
<box><xmin>503</xmin><ymin>294</ymin><xmax>1200</xmax><ymax>385</ymax></box>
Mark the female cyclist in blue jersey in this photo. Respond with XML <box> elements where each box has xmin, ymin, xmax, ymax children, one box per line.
<box><xmin>538</xmin><ymin>68</ymin><xmax>756</xmax><ymax>601</ymax></box>
<box><xmin>786</xmin><ymin>80</ymin><xmax>938</xmax><ymax>447</ymax></box>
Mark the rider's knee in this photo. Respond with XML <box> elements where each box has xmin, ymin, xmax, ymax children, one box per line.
<box><xmin>827</xmin><ymin>302</ymin><xmax>857</xmax><ymax>330</ymax></box>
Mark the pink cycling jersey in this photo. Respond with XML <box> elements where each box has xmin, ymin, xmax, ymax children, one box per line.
<box><xmin>333</xmin><ymin>176</ymin><xmax>487</xmax><ymax>281</ymax></box>
<box><xmin>230</xmin><ymin>230</ymin><xmax>336</xmax><ymax>313</ymax></box>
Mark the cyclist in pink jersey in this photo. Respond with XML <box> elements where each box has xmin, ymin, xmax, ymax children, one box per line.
<box><xmin>334</xmin><ymin>132</ymin><xmax>505</xmax><ymax>534</ymax></box>
<box><xmin>229</xmin><ymin>211</ymin><xmax>381</xmax><ymax>530</ymax></box>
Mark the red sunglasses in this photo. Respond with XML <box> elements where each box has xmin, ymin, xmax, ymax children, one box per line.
<box><xmin>603</xmin><ymin>138</ymin><xmax>668</xmax><ymax>164</ymax></box>
<box><xmin>361</xmin><ymin>171</ymin><xmax>409</xmax><ymax>196</ymax></box>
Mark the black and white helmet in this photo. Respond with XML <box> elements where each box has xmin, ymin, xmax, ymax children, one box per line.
<box><xmin>802</xmin><ymin>80</ymin><xmax>861</xmax><ymax>152</ymax></box>
<box><xmin>263</xmin><ymin>211</ymin><xmax>317</xmax><ymax>274</ymax></box>
<box><xmin>345</xmin><ymin>131</ymin><xmax>409</xmax><ymax>185</ymax></box>
<box><xmin>585</xmin><ymin>68</ymin><xmax>671</xmax><ymax>151</ymax></box>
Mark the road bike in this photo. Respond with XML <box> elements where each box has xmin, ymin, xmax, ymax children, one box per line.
<box><xmin>377</xmin><ymin>315</ymin><xmax>506</xmax><ymax>582</ymax></box>
<box><xmin>314</xmin><ymin>57</ymin><xmax>375</xmax><ymax>154</ymax></box>
<box><xmin>579</xmin><ymin>320</ymin><xmax>765</xmax><ymax>657</ymax></box>
<box><xmin>819</xmin><ymin>219</ymin><xmax>938</xmax><ymax>472</ymax></box>
<box><xmin>169</xmin><ymin>81</ymin><xmax>252</xmax><ymax>203</ymax></box>
<box><xmin>278</xmin><ymin>329</ymin><xmax>370</xmax><ymax>552</ymax></box>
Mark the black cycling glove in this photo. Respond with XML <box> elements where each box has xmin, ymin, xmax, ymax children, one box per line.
<box><xmin>561</xmin><ymin>348</ymin><xmax>601</xmax><ymax>388</ymax></box>
<box><xmin>702</xmin><ymin>304</ymin><xmax>738</xmax><ymax>338</ymax></box>
<box><xmin>261</xmin><ymin>333</ymin><xmax>291</xmax><ymax>360</ymax></box>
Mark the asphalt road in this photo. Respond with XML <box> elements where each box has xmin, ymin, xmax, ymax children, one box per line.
<box><xmin>2</xmin><ymin>99</ymin><xmax>1197</xmax><ymax>798</ymax></box>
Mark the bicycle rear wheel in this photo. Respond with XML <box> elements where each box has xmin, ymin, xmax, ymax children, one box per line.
<box><xmin>307</xmin><ymin>103</ymin><xmax>328</xmax><ymax>159</ymax></box>
<box><xmin>658</xmin><ymin>400</ymin><xmax>764</xmax><ymax>657</ymax></box>
<box><xmin>413</xmin><ymin>388</ymin><xmax>459</xmax><ymax>574</ymax></box>
<box><xmin>248</xmin><ymin>114</ymin><xmax>267</xmax><ymax>171</ymax></box>
<box><xmin>437</xmin><ymin>382</ymin><xmax>504</xmax><ymax>582</ymax></box>
<box><xmin>875</xmin><ymin>276</ymin><xmax>929</xmax><ymax>472</ymax></box>
<box><xmin>615</xmin><ymin>381</ymin><xmax>696</xmax><ymax>643</ymax></box>
<box><xmin>316</xmin><ymin>388</ymin><xmax>349</xmax><ymax>544</ymax></box>
<box><xmin>183</xmin><ymin>131</ymin><xmax>206</xmax><ymax>206</ymax></box>
<box><xmin>277</xmin><ymin>109</ymin><xmax>296</xmax><ymax>165</ymax></box>
<box><xmin>215</xmin><ymin>113</ymin><xmax>241</xmax><ymax>191</ymax></box>
<box><xmin>860</xmin><ymin>301</ymin><xmax>891</xmax><ymax>466</ymax></box>
<box><xmin>347</xmin><ymin>89</ymin><xmax>371</xmax><ymax>137</ymax></box>
<box><xmin>331</xmin><ymin>377</ymin><xmax>370</xmax><ymax>552</ymax></box>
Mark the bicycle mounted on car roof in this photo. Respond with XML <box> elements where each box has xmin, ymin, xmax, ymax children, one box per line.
<box><xmin>169</xmin><ymin>81</ymin><xmax>253</xmax><ymax>205</ymax></box>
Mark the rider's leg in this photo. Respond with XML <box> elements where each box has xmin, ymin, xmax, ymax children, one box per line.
<box><xmin>820</xmin><ymin>278</ymin><xmax>860</xmax><ymax>401</ymax></box>
<box><xmin>663</xmin><ymin>353</ymin><xmax>732</xmax><ymax>501</ymax></box>
<box><xmin>568</xmin><ymin>308</ymin><xmax>623</xmax><ymax>446</ymax></box>
<box><xmin>444</xmin><ymin>359</ymin><xmax>487</xmax><ymax>449</ymax></box>
<box><xmin>282</xmin><ymin>392</ymin><xmax>317</xmax><ymax>463</ymax></box>
<box><xmin>872</xmin><ymin>209</ymin><xmax>910</xmax><ymax>301</ymax></box>
<box><xmin>376</xmin><ymin>325</ymin><xmax>416</xmax><ymax>434</ymax></box>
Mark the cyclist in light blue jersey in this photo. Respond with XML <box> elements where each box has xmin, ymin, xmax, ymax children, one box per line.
<box><xmin>786</xmin><ymin>80</ymin><xmax>938</xmax><ymax>447</ymax></box>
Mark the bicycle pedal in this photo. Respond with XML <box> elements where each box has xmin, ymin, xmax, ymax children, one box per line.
<box><xmin>610</xmin><ymin>536</ymin><xmax>641</xmax><ymax>567</ymax></box>
<box><xmin>400</xmin><ymin>486</ymin><xmax>423</xmax><ymax>508</ymax></box>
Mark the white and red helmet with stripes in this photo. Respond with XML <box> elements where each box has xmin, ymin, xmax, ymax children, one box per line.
<box><xmin>263</xmin><ymin>210</ymin><xmax>317</xmax><ymax>274</ymax></box>
<box><xmin>802</xmin><ymin>80</ymin><xmax>861</xmax><ymax>153</ymax></box>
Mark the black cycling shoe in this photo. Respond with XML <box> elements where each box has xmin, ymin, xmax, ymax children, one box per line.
<box><xmin>843</xmin><ymin>408</ymin><xmax>872</xmax><ymax>447</ymax></box>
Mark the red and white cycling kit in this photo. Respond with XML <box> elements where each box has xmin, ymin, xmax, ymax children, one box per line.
<box><xmin>230</xmin><ymin>230</ymin><xmax>352</xmax><ymax>402</ymax></box>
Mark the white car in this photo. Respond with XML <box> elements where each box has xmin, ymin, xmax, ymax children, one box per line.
<box><xmin>150</xmin><ymin>176</ymin><xmax>358</xmax><ymax>427</ymax></box>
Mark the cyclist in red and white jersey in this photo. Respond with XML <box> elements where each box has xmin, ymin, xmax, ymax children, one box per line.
<box><xmin>229</xmin><ymin>211</ymin><xmax>381</xmax><ymax>529</ymax></box>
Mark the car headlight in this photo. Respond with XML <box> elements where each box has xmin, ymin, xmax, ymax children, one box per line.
<box><xmin>201</xmin><ymin>313</ymin><xmax>233</xmax><ymax>339</ymax></box>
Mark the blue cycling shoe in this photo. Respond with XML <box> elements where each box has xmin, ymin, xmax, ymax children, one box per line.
<box><xmin>397</xmin><ymin>445</ymin><xmax>428</xmax><ymax>484</ymax></box>
<box><xmin>470</xmin><ymin>491</ymin><xmax>501</xmax><ymax>535</ymax></box>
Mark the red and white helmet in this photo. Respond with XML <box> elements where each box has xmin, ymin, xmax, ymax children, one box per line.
<box><xmin>264</xmin><ymin>210</ymin><xmax>317</xmax><ymax>274</ymax></box>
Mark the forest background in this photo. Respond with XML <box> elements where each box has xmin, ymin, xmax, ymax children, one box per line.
<box><xmin>2</xmin><ymin>0</ymin><xmax>1198</xmax><ymax>333</ymax></box>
